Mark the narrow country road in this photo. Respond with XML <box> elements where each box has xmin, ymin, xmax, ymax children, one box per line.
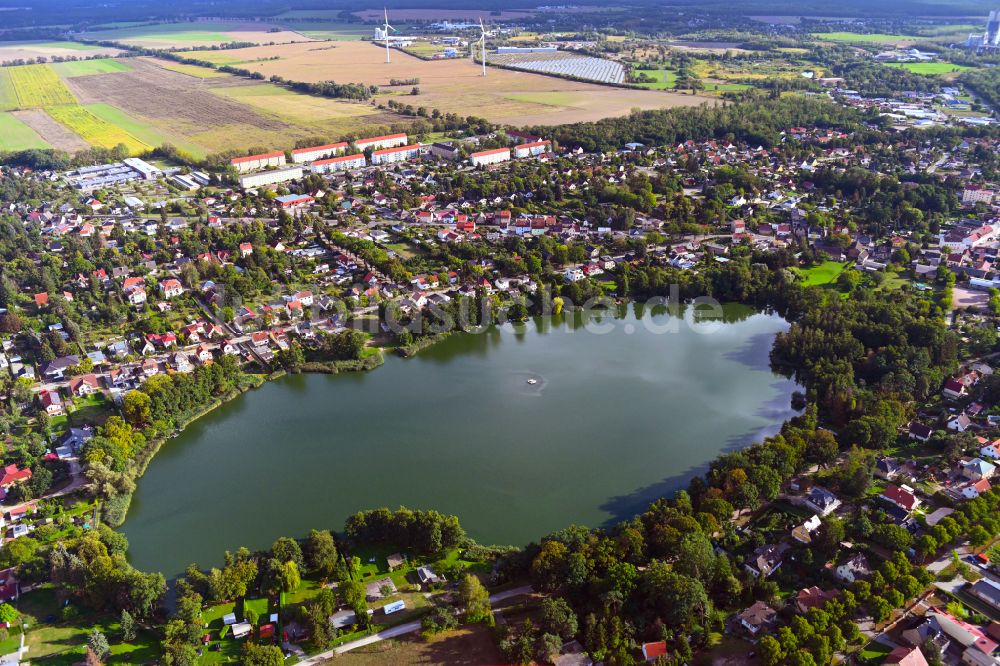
<box><xmin>296</xmin><ymin>585</ymin><xmax>534</xmax><ymax>664</ymax></box>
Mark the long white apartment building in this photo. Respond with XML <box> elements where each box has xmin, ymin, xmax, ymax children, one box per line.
<box><xmin>291</xmin><ymin>142</ymin><xmax>349</xmax><ymax>164</ymax></box>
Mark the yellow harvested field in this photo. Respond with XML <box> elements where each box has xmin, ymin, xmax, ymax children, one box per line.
<box><xmin>8</xmin><ymin>64</ymin><xmax>77</xmax><ymax>108</ymax></box>
<box><xmin>154</xmin><ymin>60</ymin><xmax>228</xmax><ymax>78</ymax></box>
<box><xmin>0</xmin><ymin>41</ymin><xmax>121</xmax><ymax>65</ymax></box>
<box><xmin>187</xmin><ymin>41</ymin><xmax>711</xmax><ymax>125</ymax></box>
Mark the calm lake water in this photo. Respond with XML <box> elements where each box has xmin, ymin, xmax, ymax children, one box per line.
<box><xmin>122</xmin><ymin>304</ymin><xmax>799</xmax><ymax>578</ymax></box>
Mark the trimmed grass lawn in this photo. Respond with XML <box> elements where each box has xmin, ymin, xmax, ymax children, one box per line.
<box><xmin>67</xmin><ymin>392</ymin><xmax>112</xmax><ymax>427</ymax></box>
<box><xmin>885</xmin><ymin>62</ymin><xmax>973</xmax><ymax>75</ymax></box>
<box><xmin>858</xmin><ymin>640</ymin><xmax>893</xmax><ymax>664</ymax></box>
<box><xmin>796</xmin><ymin>261</ymin><xmax>849</xmax><ymax>287</ymax></box>
<box><xmin>0</xmin><ymin>113</ymin><xmax>50</xmax><ymax>150</ymax></box>
<box><xmin>51</xmin><ymin>59</ymin><xmax>133</xmax><ymax>77</ymax></box>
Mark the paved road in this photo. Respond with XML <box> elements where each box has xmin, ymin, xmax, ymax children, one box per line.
<box><xmin>297</xmin><ymin>585</ymin><xmax>534</xmax><ymax>664</ymax></box>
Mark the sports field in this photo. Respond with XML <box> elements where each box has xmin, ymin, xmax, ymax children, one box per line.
<box><xmin>884</xmin><ymin>62</ymin><xmax>973</xmax><ymax>75</ymax></box>
<box><xmin>186</xmin><ymin>41</ymin><xmax>711</xmax><ymax>125</ymax></box>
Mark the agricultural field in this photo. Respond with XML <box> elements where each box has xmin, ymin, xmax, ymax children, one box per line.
<box><xmin>352</xmin><ymin>8</ymin><xmax>535</xmax><ymax>20</ymax></box>
<box><xmin>76</xmin><ymin>21</ymin><xmax>316</xmax><ymax>48</ymax></box>
<box><xmin>491</xmin><ymin>51</ymin><xmax>626</xmax><ymax>84</ymax></box>
<box><xmin>45</xmin><ymin>104</ymin><xmax>149</xmax><ymax>152</ymax></box>
<box><xmin>187</xmin><ymin>41</ymin><xmax>709</xmax><ymax>126</ymax></box>
<box><xmin>0</xmin><ymin>113</ymin><xmax>49</xmax><ymax>150</ymax></box>
<box><xmin>0</xmin><ymin>40</ymin><xmax>121</xmax><ymax>65</ymax></box>
<box><xmin>50</xmin><ymin>58</ymin><xmax>133</xmax><ymax>77</ymax></box>
<box><xmin>811</xmin><ymin>31</ymin><xmax>916</xmax><ymax>46</ymax></box>
<box><xmin>152</xmin><ymin>60</ymin><xmax>228</xmax><ymax>78</ymax></box>
<box><xmin>8</xmin><ymin>64</ymin><xmax>77</xmax><ymax>107</ymax></box>
<box><xmin>0</xmin><ymin>70</ymin><xmax>17</xmax><ymax>111</ymax></box>
<box><xmin>885</xmin><ymin>61</ymin><xmax>974</xmax><ymax>75</ymax></box>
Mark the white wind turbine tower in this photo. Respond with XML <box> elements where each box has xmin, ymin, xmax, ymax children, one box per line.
<box><xmin>382</xmin><ymin>8</ymin><xmax>396</xmax><ymax>64</ymax></box>
<box><xmin>477</xmin><ymin>17</ymin><xmax>487</xmax><ymax>76</ymax></box>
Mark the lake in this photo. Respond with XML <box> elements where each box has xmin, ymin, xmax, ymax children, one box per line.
<box><xmin>122</xmin><ymin>304</ymin><xmax>799</xmax><ymax>578</ymax></box>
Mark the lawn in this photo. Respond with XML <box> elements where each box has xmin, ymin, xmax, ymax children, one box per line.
<box><xmin>0</xmin><ymin>113</ymin><xmax>50</xmax><ymax>151</ymax></box>
<box><xmin>66</xmin><ymin>391</ymin><xmax>112</xmax><ymax>427</ymax></box>
<box><xmin>885</xmin><ymin>62</ymin><xmax>973</xmax><ymax>75</ymax></box>
<box><xmin>858</xmin><ymin>640</ymin><xmax>893</xmax><ymax>664</ymax></box>
<box><xmin>796</xmin><ymin>261</ymin><xmax>849</xmax><ymax>287</ymax></box>
<box><xmin>51</xmin><ymin>59</ymin><xmax>133</xmax><ymax>77</ymax></box>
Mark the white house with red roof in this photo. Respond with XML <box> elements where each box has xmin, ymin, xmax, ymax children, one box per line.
<box><xmin>0</xmin><ymin>465</ymin><xmax>31</xmax><ymax>490</ymax></box>
<box><xmin>880</xmin><ymin>484</ymin><xmax>921</xmax><ymax>512</ymax></box>
<box><xmin>159</xmin><ymin>279</ymin><xmax>184</xmax><ymax>299</ymax></box>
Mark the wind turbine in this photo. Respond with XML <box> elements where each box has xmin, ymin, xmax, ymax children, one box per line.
<box><xmin>477</xmin><ymin>17</ymin><xmax>487</xmax><ymax>76</ymax></box>
<box><xmin>382</xmin><ymin>8</ymin><xmax>396</xmax><ymax>64</ymax></box>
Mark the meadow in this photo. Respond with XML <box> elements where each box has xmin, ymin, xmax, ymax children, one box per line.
<box><xmin>50</xmin><ymin>58</ymin><xmax>133</xmax><ymax>77</ymax></box>
<box><xmin>634</xmin><ymin>67</ymin><xmax>678</xmax><ymax>90</ymax></box>
<box><xmin>811</xmin><ymin>31</ymin><xmax>915</xmax><ymax>45</ymax></box>
<box><xmin>187</xmin><ymin>41</ymin><xmax>710</xmax><ymax>126</ymax></box>
<box><xmin>885</xmin><ymin>61</ymin><xmax>974</xmax><ymax>75</ymax></box>
<box><xmin>0</xmin><ymin>113</ymin><xmax>49</xmax><ymax>150</ymax></box>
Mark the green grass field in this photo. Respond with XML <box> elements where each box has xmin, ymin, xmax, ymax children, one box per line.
<box><xmin>884</xmin><ymin>61</ymin><xmax>973</xmax><ymax>75</ymax></box>
<box><xmin>0</xmin><ymin>113</ymin><xmax>50</xmax><ymax>151</ymax></box>
<box><xmin>812</xmin><ymin>31</ymin><xmax>914</xmax><ymax>44</ymax></box>
<box><xmin>82</xmin><ymin>23</ymin><xmax>236</xmax><ymax>43</ymax></box>
<box><xmin>51</xmin><ymin>58</ymin><xmax>133</xmax><ymax>77</ymax></box>
<box><xmin>633</xmin><ymin>67</ymin><xmax>678</xmax><ymax>90</ymax></box>
<box><xmin>797</xmin><ymin>261</ymin><xmax>850</xmax><ymax>287</ymax></box>
<box><xmin>0</xmin><ymin>70</ymin><xmax>17</xmax><ymax>111</ymax></box>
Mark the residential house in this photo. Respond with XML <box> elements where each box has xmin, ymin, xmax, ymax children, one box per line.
<box><xmin>0</xmin><ymin>465</ymin><xmax>31</xmax><ymax>490</ymax></box>
<box><xmin>961</xmin><ymin>478</ymin><xmax>992</xmax><ymax>500</ymax></box>
<box><xmin>745</xmin><ymin>543</ymin><xmax>788</xmax><ymax>578</ymax></box>
<box><xmin>980</xmin><ymin>441</ymin><xmax>1000</xmax><ymax>460</ymax></box>
<box><xmin>159</xmin><ymin>279</ymin><xmax>184</xmax><ymax>299</ymax></box>
<box><xmin>877</xmin><ymin>457</ymin><xmax>902</xmax><ymax>480</ymax></box>
<box><xmin>39</xmin><ymin>390</ymin><xmax>63</xmax><ymax>416</ymax></box>
<box><xmin>969</xmin><ymin>579</ymin><xmax>1000</xmax><ymax>611</ymax></box>
<box><xmin>884</xmin><ymin>646</ymin><xmax>930</xmax><ymax>666</ymax></box>
<box><xmin>794</xmin><ymin>587</ymin><xmax>838</xmax><ymax>613</ymax></box>
<box><xmin>69</xmin><ymin>374</ymin><xmax>100</xmax><ymax>397</ymax></box>
<box><xmin>641</xmin><ymin>641</ymin><xmax>668</xmax><ymax>662</ymax></box>
<box><xmin>0</xmin><ymin>568</ymin><xmax>19</xmax><ymax>603</ymax></box>
<box><xmin>836</xmin><ymin>553</ymin><xmax>872</xmax><ymax>584</ymax></box>
<box><xmin>943</xmin><ymin>378</ymin><xmax>969</xmax><ymax>400</ymax></box>
<box><xmin>792</xmin><ymin>515</ymin><xmax>822</xmax><ymax>544</ymax></box>
<box><xmin>948</xmin><ymin>414</ymin><xmax>973</xmax><ymax>433</ymax></box>
<box><xmin>41</xmin><ymin>355</ymin><xmax>79</xmax><ymax>381</ymax></box>
<box><xmin>881</xmin><ymin>484</ymin><xmax>921</xmax><ymax>512</ymax></box>
<box><xmin>736</xmin><ymin>601</ymin><xmax>778</xmax><ymax>636</ymax></box>
<box><xmin>963</xmin><ymin>458</ymin><xmax>997</xmax><ymax>481</ymax></box>
<box><xmin>804</xmin><ymin>486</ymin><xmax>842</xmax><ymax>516</ymax></box>
<box><xmin>909</xmin><ymin>422</ymin><xmax>934</xmax><ymax>442</ymax></box>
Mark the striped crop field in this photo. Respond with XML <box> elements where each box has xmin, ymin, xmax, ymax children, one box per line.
<box><xmin>46</xmin><ymin>104</ymin><xmax>149</xmax><ymax>153</ymax></box>
<box><xmin>0</xmin><ymin>70</ymin><xmax>17</xmax><ymax>111</ymax></box>
<box><xmin>8</xmin><ymin>64</ymin><xmax>77</xmax><ymax>108</ymax></box>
